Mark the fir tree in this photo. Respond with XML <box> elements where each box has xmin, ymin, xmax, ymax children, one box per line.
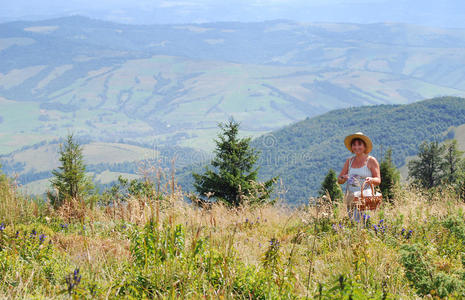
<box><xmin>379</xmin><ymin>148</ymin><xmax>400</xmax><ymax>201</ymax></box>
<box><xmin>193</xmin><ymin>119</ymin><xmax>276</xmax><ymax>206</ymax></box>
<box><xmin>442</xmin><ymin>139</ymin><xmax>463</xmax><ymax>184</ymax></box>
<box><xmin>319</xmin><ymin>169</ymin><xmax>343</xmax><ymax>201</ymax></box>
<box><xmin>408</xmin><ymin>141</ymin><xmax>445</xmax><ymax>189</ymax></box>
<box><xmin>48</xmin><ymin>134</ymin><xmax>93</xmax><ymax>208</ymax></box>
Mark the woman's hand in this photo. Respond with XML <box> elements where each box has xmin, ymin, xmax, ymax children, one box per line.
<box><xmin>364</xmin><ymin>176</ymin><xmax>380</xmax><ymax>185</ymax></box>
<box><xmin>338</xmin><ymin>174</ymin><xmax>348</xmax><ymax>184</ymax></box>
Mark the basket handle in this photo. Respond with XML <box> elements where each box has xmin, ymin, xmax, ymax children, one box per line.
<box><xmin>360</xmin><ymin>180</ymin><xmax>375</xmax><ymax>200</ymax></box>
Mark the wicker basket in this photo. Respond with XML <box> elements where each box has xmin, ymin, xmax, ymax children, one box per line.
<box><xmin>353</xmin><ymin>181</ymin><xmax>382</xmax><ymax>211</ymax></box>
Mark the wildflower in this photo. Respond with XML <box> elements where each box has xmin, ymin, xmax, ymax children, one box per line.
<box><xmin>74</xmin><ymin>268</ymin><xmax>80</xmax><ymax>281</ymax></box>
<box><xmin>15</xmin><ymin>231</ymin><xmax>19</xmax><ymax>238</ymax></box>
<box><xmin>269</xmin><ymin>238</ymin><xmax>280</xmax><ymax>248</ymax></box>
<box><xmin>0</xmin><ymin>223</ymin><xmax>5</xmax><ymax>232</ymax></box>
<box><xmin>401</xmin><ymin>228</ymin><xmax>405</xmax><ymax>236</ymax></box>
<box><xmin>406</xmin><ymin>230</ymin><xmax>412</xmax><ymax>240</ymax></box>
<box><xmin>379</xmin><ymin>219</ymin><xmax>384</xmax><ymax>224</ymax></box>
<box><xmin>66</xmin><ymin>268</ymin><xmax>82</xmax><ymax>295</ymax></box>
<box><xmin>373</xmin><ymin>225</ymin><xmax>378</xmax><ymax>234</ymax></box>
<box><xmin>245</xmin><ymin>218</ymin><xmax>249</xmax><ymax>223</ymax></box>
<box><xmin>31</xmin><ymin>229</ymin><xmax>37</xmax><ymax>237</ymax></box>
<box><xmin>39</xmin><ymin>234</ymin><xmax>46</xmax><ymax>244</ymax></box>
<box><xmin>61</xmin><ymin>224</ymin><xmax>68</xmax><ymax>230</ymax></box>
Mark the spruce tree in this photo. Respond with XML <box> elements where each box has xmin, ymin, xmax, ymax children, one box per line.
<box><xmin>193</xmin><ymin>119</ymin><xmax>276</xmax><ymax>206</ymax></box>
<box><xmin>442</xmin><ymin>139</ymin><xmax>463</xmax><ymax>184</ymax></box>
<box><xmin>408</xmin><ymin>141</ymin><xmax>445</xmax><ymax>189</ymax></box>
<box><xmin>48</xmin><ymin>134</ymin><xmax>93</xmax><ymax>208</ymax></box>
<box><xmin>319</xmin><ymin>169</ymin><xmax>343</xmax><ymax>201</ymax></box>
<box><xmin>379</xmin><ymin>148</ymin><xmax>400</xmax><ymax>201</ymax></box>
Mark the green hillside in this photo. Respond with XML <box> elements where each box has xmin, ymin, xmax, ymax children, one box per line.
<box><xmin>249</xmin><ymin>96</ymin><xmax>465</xmax><ymax>203</ymax></box>
<box><xmin>1</xmin><ymin>17</ymin><xmax>465</xmax><ymax>154</ymax></box>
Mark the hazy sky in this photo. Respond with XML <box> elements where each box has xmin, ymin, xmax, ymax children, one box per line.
<box><xmin>2</xmin><ymin>0</ymin><xmax>465</xmax><ymax>28</ymax></box>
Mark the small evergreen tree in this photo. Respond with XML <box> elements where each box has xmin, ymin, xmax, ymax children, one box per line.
<box><xmin>442</xmin><ymin>139</ymin><xmax>463</xmax><ymax>184</ymax></box>
<box><xmin>319</xmin><ymin>169</ymin><xmax>343</xmax><ymax>201</ymax></box>
<box><xmin>192</xmin><ymin>119</ymin><xmax>277</xmax><ymax>206</ymax></box>
<box><xmin>48</xmin><ymin>134</ymin><xmax>93</xmax><ymax>208</ymax></box>
<box><xmin>408</xmin><ymin>141</ymin><xmax>445</xmax><ymax>189</ymax></box>
<box><xmin>379</xmin><ymin>148</ymin><xmax>400</xmax><ymax>201</ymax></box>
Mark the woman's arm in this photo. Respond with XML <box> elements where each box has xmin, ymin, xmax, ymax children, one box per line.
<box><xmin>338</xmin><ymin>158</ymin><xmax>350</xmax><ymax>184</ymax></box>
<box><xmin>366</xmin><ymin>156</ymin><xmax>381</xmax><ymax>186</ymax></box>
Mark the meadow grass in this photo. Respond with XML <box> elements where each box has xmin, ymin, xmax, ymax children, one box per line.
<box><xmin>1</xmin><ymin>172</ymin><xmax>465</xmax><ymax>298</ymax></box>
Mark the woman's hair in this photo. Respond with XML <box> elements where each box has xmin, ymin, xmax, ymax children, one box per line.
<box><xmin>351</xmin><ymin>138</ymin><xmax>366</xmax><ymax>147</ymax></box>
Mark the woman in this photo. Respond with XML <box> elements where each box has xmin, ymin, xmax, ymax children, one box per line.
<box><xmin>337</xmin><ymin>132</ymin><xmax>381</xmax><ymax>218</ymax></box>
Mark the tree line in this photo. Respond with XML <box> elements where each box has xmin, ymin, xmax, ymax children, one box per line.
<box><xmin>45</xmin><ymin>120</ymin><xmax>278</xmax><ymax>209</ymax></box>
<box><xmin>14</xmin><ymin>117</ymin><xmax>465</xmax><ymax>210</ymax></box>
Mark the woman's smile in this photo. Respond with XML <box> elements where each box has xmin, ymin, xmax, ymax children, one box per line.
<box><xmin>351</xmin><ymin>140</ymin><xmax>366</xmax><ymax>154</ymax></box>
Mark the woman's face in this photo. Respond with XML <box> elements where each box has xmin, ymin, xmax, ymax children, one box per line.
<box><xmin>351</xmin><ymin>139</ymin><xmax>366</xmax><ymax>154</ymax></box>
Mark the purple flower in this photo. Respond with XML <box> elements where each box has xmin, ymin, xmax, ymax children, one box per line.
<box><xmin>0</xmin><ymin>223</ymin><xmax>5</xmax><ymax>231</ymax></box>
<box><xmin>373</xmin><ymin>225</ymin><xmax>378</xmax><ymax>234</ymax></box>
<box><xmin>401</xmin><ymin>228</ymin><xmax>405</xmax><ymax>236</ymax></box>
<box><xmin>406</xmin><ymin>230</ymin><xmax>412</xmax><ymax>240</ymax></box>
<box><xmin>15</xmin><ymin>231</ymin><xmax>19</xmax><ymax>238</ymax></box>
<box><xmin>245</xmin><ymin>218</ymin><xmax>249</xmax><ymax>223</ymax></box>
<box><xmin>39</xmin><ymin>234</ymin><xmax>46</xmax><ymax>244</ymax></box>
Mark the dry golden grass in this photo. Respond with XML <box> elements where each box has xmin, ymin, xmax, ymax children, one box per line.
<box><xmin>2</xmin><ymin>175</ymin><xmax>465</xmax><ymax>298</ymax></box>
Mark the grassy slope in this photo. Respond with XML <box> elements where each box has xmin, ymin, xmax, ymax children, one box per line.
<box><xmin>2</xmin><ymin>170</ymin><xmax>465</xmax><ymax>298</ymax></box>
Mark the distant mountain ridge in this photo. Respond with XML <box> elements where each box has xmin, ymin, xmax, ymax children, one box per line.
<box><xmin>1</xmin><ymin>16</ymin><xmax>465</xmax><ymax>154</ymax></box>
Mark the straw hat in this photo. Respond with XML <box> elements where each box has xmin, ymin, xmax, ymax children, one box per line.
<box><xmin>344</xmin><ymin>132</ymin><xmax>373</xmax><ymax>154</ymax></box>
